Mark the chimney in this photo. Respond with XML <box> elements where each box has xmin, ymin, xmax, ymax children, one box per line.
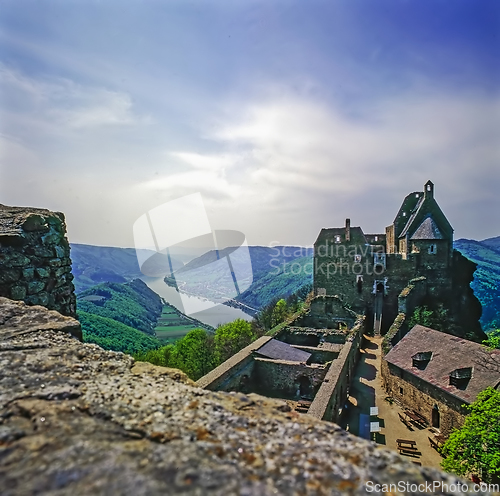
<box><xmin>345</xmin><ymin>218</ymin><xmax>351</xmax><ymax>242</ymax></box>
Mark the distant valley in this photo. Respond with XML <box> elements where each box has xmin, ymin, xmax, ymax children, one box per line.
<box><xmin>70</xmin><ymin>237</ymin><xmax>500</xmax><ymax>336</ymax></box>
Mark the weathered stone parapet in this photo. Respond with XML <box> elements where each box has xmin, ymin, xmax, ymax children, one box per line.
<box><xmin>0</xmin><ymin>296</ymin><xmax>82</xmax><ymax>341</ymax></box>
<box><xmin>0</xmin><ymin>204</ymin><xmax>76</xmax><ymax>317</ymax></box>
<box><xmin>0</xmin><ymin>300</ymin><xmax>488</xmax><ymax>495</ymax></box>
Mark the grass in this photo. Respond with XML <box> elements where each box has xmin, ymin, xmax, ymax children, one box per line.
<box><xmin>153</xmin><ymin>305</ymin><xmax>210</xmax><ymax>343</ymax></box>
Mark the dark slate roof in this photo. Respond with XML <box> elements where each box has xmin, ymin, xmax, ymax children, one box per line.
<box><xmin>385</xmin><ymin>325</ymin><xmax>500</xmax><ymax>404</ymax></box>
<box><xmin>410</xmin><ymin>217</ymin><xmax>444</xmax><ymax>240</ymax></box>
<box><xmin>314</xmin><ymin>226</ymin><xmax>366</xmax><ymax>246</ymax></box>
<box><xmin>256</xmin><ymin>339</ymin><xmax>311</xmax><ymax>362</ymax></box>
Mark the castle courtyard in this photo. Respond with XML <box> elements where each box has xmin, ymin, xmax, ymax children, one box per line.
<box><xmin>339</xmin><ymin>335</ymin><xmax>444</xmax><ymax>469</ymax></box>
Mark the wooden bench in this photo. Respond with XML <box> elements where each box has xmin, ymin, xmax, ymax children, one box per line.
<box><xmin>398</xmin><ymin>447</ymin><xmax>421</xmax><ymax>456</ymax></box>
<box><xmin>428</xmin><ymin>437</ymin><xmax>440</xmax><ymax>451</ymax></box>
<box><xmin>398</xmin><ymin>412</ymin><xmax>413</xmax><ymax>429</ymax></box>
<box><xmin>412</xmin><ymin>411</ymin><xmax>428</xmax><ymax>425</ymax></box>
<box><xmin>396</xmin><ymin>439</ymin><xmax>416</xmax><ymax>447</ymax></box>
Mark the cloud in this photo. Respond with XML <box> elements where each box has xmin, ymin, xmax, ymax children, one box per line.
<box><xmin>136</xmin><ymin>86</ymin><xmax>499</xmax><ymax>244</ymax></box>
<box><xmin>0</xmin><ymin>64</ymin><xmax>147</xmax><ymax>132</ymax></box>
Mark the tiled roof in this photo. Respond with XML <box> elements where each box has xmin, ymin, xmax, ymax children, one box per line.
<box><xmin>399</xmin><ymin>196</ymin><xmax>425</xmax><ymax>238</ymax></box>
<box><xmin>256</xmin><ymin>339</ymin><xmax>311</xmax><ymax>362</ymax></box>
<box><xmin>410</xmin><ymin>217</ymin><xmax>444</xmax><ymax>240</ymax></box>
<box><xmin>385</xmin><ymin>325</ymin><xmax>500</xmax><ymax>403</ymax></box>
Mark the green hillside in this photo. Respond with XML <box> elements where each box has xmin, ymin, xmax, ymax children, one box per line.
<box><xmin>79</xmin><ymin>311</ymin><xmax>161</xmax><ymax>354</ymax></box>
<box><xmin>454</xmin><ymin>238</ymin><xmax>500</xmax><ymax>332</ymax></box>
<box><xmin>170</xmin><ymin>246</ymin><xmax>313</xmax><ymax>310</ymax></box>
<box><xmin>77</xmin><ymin>279</ymin><xmax>163</xmax><ymax>335</ymax></box>
<box><xmin>70</xmin><ymin>243</ymin><xmax>182</xmax><ymax>293</ymax></box>
<box><xmin>236</xmin><ymin>256</ymin><xmax>312</xmax><ymax>310</ymax></box>
<box><xmin>77</xmin><ymin>278</ymin><xmax>212</xmax><ymax>352</ymax></box>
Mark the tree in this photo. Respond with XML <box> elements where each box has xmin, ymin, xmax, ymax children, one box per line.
<box><xmin>408</xmin><ymin>304</ymin><xmax>449</xmax><ymax>332</ymax></box>
<box><xmin>214</xmin><ymin>319</ymin><xmax>255</xmax><ymax>364</ymax></box>
<box><xmin>483</xmin><ymin>330</ymin><xmax>500</xmax><ymax>350</ymax></box>
<box><xmin>254</xmin><ymin>297</ymin><xmax>280</xmax><ymax>331</ymax></box>
<box><xmin>441</xmin><ymin>387</ymin><xmax>500</xmax><ymax>483</ymax></box>
<box><xmin>169</xmin><ymin>328</ymin><xmax>214</xmax><ymax>380</ymax></box>
<box><xmin>271</xmin><ymin>299</ymin><xmax>288</xmax><ymax>327</ymax></box>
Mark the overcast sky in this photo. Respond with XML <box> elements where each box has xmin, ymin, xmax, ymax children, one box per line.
<box><xmin>1</xmin><ymin>0</ymin><xmax>499</xmax><ymax>248</ymax></box>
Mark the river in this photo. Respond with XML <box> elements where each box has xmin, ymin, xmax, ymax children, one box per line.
<box><xmin>140</xmin><ymin>277</ymin><xmax>253</xmax><ymax>328</ymax></box>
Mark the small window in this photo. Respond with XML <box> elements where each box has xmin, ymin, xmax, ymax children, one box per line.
<box><xmin>335</xmin><ymin>235</ymin><xmax>341</xmax><ymax>243</ymax></box>
<box><xmin>402</xmin><ymin>212</ymin><xmax>406</xmax><ymax>217</ymax></box>
<box><xmin>427</xmin><ymin>184</ymin><xmax>432</xmax><ymax>191</ymax></box>
<box><xmin>356</xmin><ymin>275</ymin><xmax>363</xmax><ymax>293</ymax></box>
<box><xmin>399</xmin><ymin>387</ymin><xmax>404</xmax><ymax>395</ymax></box>
<box><xmin>415</xmin><ymin>193</ymin><xmax>419</xmax><ymax>198</ymax></box>
<box><xmin>428</xmin><ymin>244</ymin><xmax>436</xmax><ymax>254</ymax></box>
<box><xmin>450</xmin><ymin>367</ymin><xmax>472</xmax><ymax>390</ymax></box>
<box><xmin>374</xmin><ymin>235</ymin><xmax>378</xmax><ymax>241</ymax></box>
<box><xmin>412</xmin><ymin>351</ymin><xmax>432</xmax><ymax>370</ymax></box>
<box><xmin>354</xmin><ymin>254</ymin><xmax>361</xmax><ymax>262</ymax></box>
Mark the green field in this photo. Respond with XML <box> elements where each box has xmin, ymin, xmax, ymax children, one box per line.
<box><xmin>153</xmin><ymin>305</ymin><xmax>212</xmax><ymax>343</ymax></box>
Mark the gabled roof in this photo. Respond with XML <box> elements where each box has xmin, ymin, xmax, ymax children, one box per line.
<box><xmin>385</xmin><ymin>325</ymin><xmax>500</xmax><ymax>404</ymax></box>
<box><xmin>314</xmin><ymin>226</ymin><xmax>366</xmax><ymax>246</ymax></box>
<box><xmin>398</xmin><ymin>195</ymin><xmax>453</xmax><ymax>241</ymax></box>
<box><xmin>410</xmin><ymin>217</ymin><xmax>444</xmax><ymax>240</ymax></box>
<box><xmin>256</xmin><ymin>339</ymin><xmax>311</xmax><ymax>362</ymax></box>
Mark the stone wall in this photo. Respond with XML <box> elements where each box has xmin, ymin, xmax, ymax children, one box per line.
<box><xmin>381</xmin><ymin>359</ymin><xmax>467</xmax><ymax>437</ymax></box>
<box><xmin>308</xmin><ymin>317</ymin><xmax>365</xmax><ymax>423</ymax></box>
<box><xmin>0</xmin><ymin>204</ymin><xmax>76</xmax><ymax>318</ymax></box>
<box><xmin>251</xmin><ymin>358</ymin><xmax>327</xmax><ymax>398</ymax></box>
<box><xmin>196</xmin><ymin>336</ymin><xmax>271</xmax><ymax>391</ymax></box>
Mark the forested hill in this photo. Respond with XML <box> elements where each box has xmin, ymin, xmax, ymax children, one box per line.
<box><xmin>78</xmin><ymin>279</ymin><xmax>162</xmax><ymax>334</ymax></box>
<box><xmin>171</xmin><ymin>245</ymin><xmax>313</xmax><ymax>310</ymax></box>
<box><xmin>71</xmin><ymin>244</ymin><xmax>145</xmax><ymax>292</ymax></box>
<box><xmin>70</xmin><ymin>243</ymin><xmax>183</xmax><ymax>293</ymax></box>
<box><xmin>77</xmin><ymin>279</ymin><xmax>163</xmax><ymax>353</ymax></box>
<box><xmin>454</xmin><ymin>237</ymin><xmax>500</xmax><ymax>332</ymax></box>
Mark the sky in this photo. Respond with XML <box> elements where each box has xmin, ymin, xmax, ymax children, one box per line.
<box><xmin>1</xmin><ymin>0</ymin><xmax>499</xmax><ymax>248</ymax></box>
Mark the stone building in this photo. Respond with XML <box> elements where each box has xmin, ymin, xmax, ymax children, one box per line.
<box><xmin>198</xmin><ymin>296</ymin><xmax>365</xmax><ymax>423</ymax></box>
<box><xmin>382</xmin><ymin>325</ymin><xmax>500</xmax><ymax>437</ymax></box>
<box><xmin>313</xmin><ymin>180</ymin><xmax>484</xmax><ymax>340</ymax></box>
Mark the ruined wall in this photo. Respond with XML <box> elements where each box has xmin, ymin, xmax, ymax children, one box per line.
<box><xmin>251</xmin><ymin>358</ymin><xmax>327</xmax><ymax>398</ymax></box>
<box><xmin>277</xmin><ymin>326</ymin><xmax>348</xmax><ymax>346</ymax></box>
<box><xmin>292</xmin><ymin>345</ymin><xmax>340</xmax><ymax>363</ymax></box>
<box><xmin>196</xmin><ymin>336</ymin><xmax>271</xmax><ymax>392</ymax></box>
<box><xmin>0</xmin><ymin>204</ymin><xmax>76</xmax><ymax>318</ymax></box>
<box><xmin>308</xmin><ymin>317</ymin><xmax>365</xmax><ymax>423</ymax></box>
<box><xmin>381</xmin><ymin>359</ymin><xmax>467</xmax><ymax>438</ymax></box>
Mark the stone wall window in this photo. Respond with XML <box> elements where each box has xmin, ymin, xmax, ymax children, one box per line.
<box><xmin>399</xmin><ymin>387</ymin><xmax>404</xmax><ymax>395</ymax></box>
<box><xmin>428</xmin><ymin>244</ymin><xmax>436</xmax><ymax>254</ymax></box>
<box><xmin>356</xmin><ymin>275</ymin><xmax>363</xmax><ymax>293</ymax></box>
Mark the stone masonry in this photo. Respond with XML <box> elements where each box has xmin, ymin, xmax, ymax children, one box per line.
<box><xmin>0</xmin><ymin>204</ymin><xmax>76</xmax><ymax>318</ymax></box>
